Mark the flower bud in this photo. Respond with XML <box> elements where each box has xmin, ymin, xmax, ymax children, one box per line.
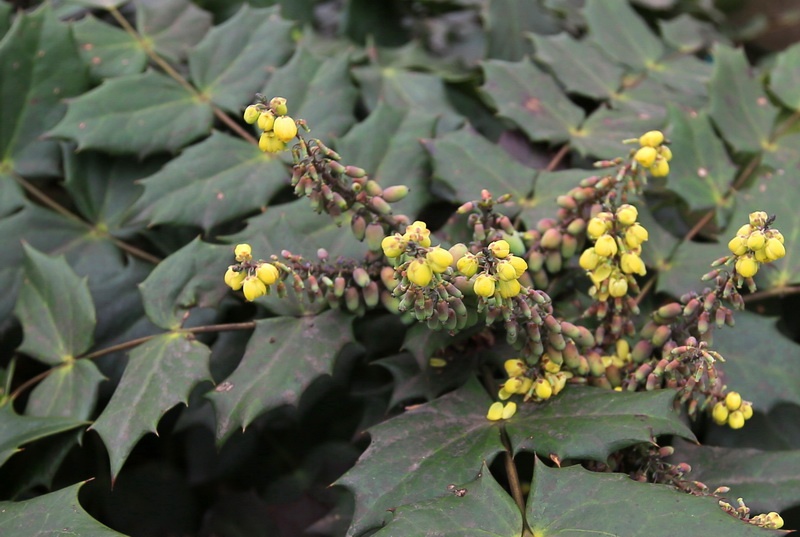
<box><xmin>269</xmin><ymin>96</ymin><xmax>288</xmax><ymax>116</ymax></box>
<box><xmin>382</xmin><ymin>185</ymin><xmax>409</xmax><ymax>203</ymax></box>
<box><xmin>658</xmin><ymin>145</ymin><xmax>672</xmax><ymax>161</ymax></box>
<box><xmin>734</xmin><ymin>255</ymin><xmax>758</xmax><ymax>278</ymax></box>
<box><xmin>353</xmin><ymin>267</ymin><xmax>371</xmax><ymax>288</ymax></box>
<box><xmin>427</xmin><ymin>247</ymin><xmax>453</xmax><ymax>274</ymax></box>
<box><xmin>497</xmin><ymin>278</ymin><xmax>521</xmax><ymax>298</ymax></box>
<box><xmin>634</xmin><ymin>146</ymin><xmax>657</xmax><ymax>167</ymax></box>
<box><xmin>725</xmin><ymin>391</ymin><xmax>742</xmax><ymax>411</ymax></box>
<box><xmin>488</xmin><ymin>240</ymin><xmax>510</xmax><ymax>258</ymax></box>
<box><xmin>740</xmin><ymin>402</ymin><xmax>753</xmax><ymax>420</ymax></box>
<box><xmin>616</xmin><ymin>204</ymin><xmax>638</xmax><ymax>226</ymax></box>
<box><xmin>541</xmin><ymin>228</ymin><xmax>562</xmax><ymax>249</ymax></box>
<box><xmin>649</xmin><ymin>158</ymin><xmax>669</xmax><ymax>177</ymax></box>
<box><xmin>651</xmin><ymin>325</ymin><xmax>671</xmax><ymax>347</ymax></box>
<box><xmin>495</xmin><ymin>260</ymin><xmax>517</xmax><ymax>281</ymax></box>
<box><xmin>566</xmin><ymin>218</ymin><xmax>586</xmax><ymax>237</ymax></box>
<box><xmin>243</xmin><ymin>105</ymin><xmax>261</xmax><ymax>124</ymax></box>
<box><xmin>765</xmin><ymin>237</ymin><xmax>785</xmax><ymax>261</ymax></box>
<box><xmin>608</xmin><ymin>276</ymin><xmax>628</xmax><ymax>297</ymax></box>
<box><xmin>474</xmin><ymin>274</ymin><xmax>496</xmax><ymax>297</ymax></box>
<box><xmin>407</xmin><ymin>259</ymin><xmax>433</xmax><ymax>287</ymax></box>
<box><xmin>728</xmin><ymin>236</ymin><xmax>748</xmax><ymax>256</ymax></box>
<box><xmin>594</xmin><ymin>235</ymin><xmax>618</xmax><ymax>257</ymax></box>
<box><xmin>639</xmin><ymin>130</ymin><xmax>664</xmax><ymax>148</ymax></box>
<box><xmin>712</xmin><ymin>401</ymin><xmax>729</xmax><ymax>425</ymax></box>
<box><xmin>728</xmin><ymin>410</ymin><xmax>745</xmax><ymax>429</ymax></box>
<box><xmin>457</xmin><ymin>253</ymin><xmax>479</xmax><ymax>277</ymax></box>
<box><xmin>257</xmin><ymin>110</ymin><xmax>275</xmax><ymax>131</ymax></box>
<box><xmin>256</xmin><ymin>262</ymin><xmax>280</xmax><ymax>285</ymax></box>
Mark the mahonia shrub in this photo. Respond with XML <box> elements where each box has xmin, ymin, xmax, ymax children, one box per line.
<box><xmin>0</xmin><ymin>1</ymin><xmax>799</xmax><ymax>536</ymax></box>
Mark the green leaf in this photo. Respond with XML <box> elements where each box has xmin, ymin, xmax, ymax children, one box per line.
<box><xmin>505</xmin><ymin>387</ymin><xmax>695</xmax><ymax>460</ymax></box>
<box><xmin>135</xmin><ymin>0</ymin><xmax>212</xmax><ymax>63</ymax></box>
<box><xmin>0</xmin><ymin>3</ymin><xmax>11</xmax><ymax>39</ymax></box>
<box><xmin>65</xmin><ymin>0</ymin><xmax>127</xmax><ymax>7</ymax></box>
<box><xmin>526</xmin><ymin>458</ymin><xmax>781</xmax><ymax>537</ymax></box>
<box><xmin>133</xmin><ymin>131</ymin><xmax>288</xmax><ymax>231</ymax></box>
<box><xmin>374</xmin><ymin>462</ymin><xmax>522</xmax><ymax>536</ymax></box>
<box><xmin>583</xmin><ymin>0</ymin><xmax>664</xmax><ymax>71</ymax></box>
<box><xmin>334</xmin><ymin>102</ymin><xmax>437</xmax><ymax>218</ymax></box>
<box><xmin>531</xmin><ymin>33</ymin><xmax>624</xmax><ymax>100</ymax></box>
<box><xmin>207</xmin><ymin>310</ymin><xmax>354</xmax><ymax>442</ymax></box>
<box><xmin>769</xmin><ymin>42</ymin><xmax>800</xmax><ymax>111</ymax></box>
<box><xmin>480</xmin><ymin>59</ymin><xmax>584</xmax><ymax>143</ymax></box>
<box><xmin>517</xmin><ymin>169</ymin><xmax>588</xmax><ymax>229</ymax></box>
<box><xmin>0</xmin><ymin>5</ymin><xmax>89</xmax><ymax>177</ymax></box>
<box><xmin>424</xmin><ymin>127</ymin><xmax>535</xmax><ymax>204</ymax></box>
<box><xmin>91</xmin><ymin>333</ymin><xmax>211</xmax><ymax>479</ymax></box>
<box><xmin>14</xmin><ymin>245</ymin><xmax>96</xmax><ymax>366</ymax></box>
<box><xmin>0</xmin><ymin>482</ymin><xmax>129</xmax><ymax>537</ymax></box>
<box><xmin>660</xmin><ymin>14</ymin><xmax>720</xmax><ymax>53</ymax></box>
<box><xmin>0</xmin><ymin>404</ymin><xmax>87</xmax><ymax>468</ymax></box>
<box><xmin>666</xmin><ymin>107</ymin><xmax>736</xmax><ymax>211</ymax></box>
<box><xmin>636</xmin><ymin>204</ymin><xmax>680</xmax><ymax>272</ymax></box>
<box><xmin>26</xmin><ymin>360</ymin><xmax>104</xmax><ymax>420</ymax></box>
<box><xmin>263</xmin><ymin>46</ymin><xmax>358</xmax><ymax>140</ymax></box>
<box><xmin>188</xmin><ymin>5</ymin><xmax>295</xmax><ymax>114</ymax></box>
<box><xmin>0</xmin><ymin>429</ymin><xmax>83</xmax><ymax>499</ymax></box>
<box><xmin>72</xmin><ymin>15</ymin><xmax>148</xmax><ymax>82</ymax></box>
<box><xmin>483</xmin><ymin>0</ymin><xmax>559</xmax><ymax>61</ymax></box>
<box><xmin>335</xmin><ymin>378</ymin><xmax>506</xmax><ymax>537</ymax></box>
<box><xmin>139</xmin><ymin>238</ymin><xmax>232</xmax><ymax>330</ymax></box>
<box><xmin>708</xmin><ymin>45</ymin><xmax>778</xmax><ymax>154</ymax></box>
<box><xmin>714</xmin><ymin>311</ymin><xmax>800</xmax><ymax>411</ymax></box>
<box><xmin>649</xmin><ymin>55</ymin><xmax>714</xmax><ymax>97</ymax></box>
<box><xmin>656</xmin><ymin>240</ymin><xmax>724</xmax><ymax>298</ymax></box>
<box><xmin>674</xmin><ymin>442</ymin><xmax>800</xmax><ymax>513</ymax></box>
<box><xmin>49</xmin><ymin>71</ymin><xmax>214</xmax><ymax>157</ymax></box>
<box><xmin>572</xmin><ymin>106</ymin><xmax>664</xmax><ymax>159</ymax></box>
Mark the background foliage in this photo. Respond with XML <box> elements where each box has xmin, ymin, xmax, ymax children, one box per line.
<box><xmin>1</xmin><ymin>0</ymin><xmax>799</xmax><ymax>535</ymax></box>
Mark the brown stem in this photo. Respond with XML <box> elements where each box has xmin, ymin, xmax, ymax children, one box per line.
<box><xmin>503</xmin><ymin>444</ymin><xmax>527</xmax><ymax>515</ymax></box>
<box><xmin>743</xmin><ymin>284</ymin><xmax>800</xmax><ymax>303</ymax></box>
<box><xmin>545</xmin><ymin>144</ymin><xmax>570</xmax><ymax>172</ymax></box>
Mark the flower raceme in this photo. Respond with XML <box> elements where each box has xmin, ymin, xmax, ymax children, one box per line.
<box><xmin>244</xmin><ymin>96</ymin><xmax>298</xmax><ymax>153</ymax></box>
<box><xmin>224</xmin><ymin>243</ymin><xmax>283</xmax><ymax>301</ymax></box>
<box><xmin>633</xmin><ymin>130</ymin><xmax>672</xmax><ymax>177</ymax></box>
<box><xmin>725</xmin><ymin>211</ymin><xmax>785</xmax><ymax>279</ymax></box>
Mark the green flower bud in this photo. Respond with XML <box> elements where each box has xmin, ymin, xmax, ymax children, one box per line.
<box><xmin>382</xmin><ymin>185</ymin><xmax>409</xmax><ymax>203</ymax></box>
<box><xmin>243</xmin><ymin>105</ymin><xmax>261</xmax><ymax>124</ymax></box>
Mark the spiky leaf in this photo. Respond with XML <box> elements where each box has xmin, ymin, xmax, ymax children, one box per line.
<box><xmin>26</xmin><ymin>360</ymin><xmax>104</xmax><ymax>420</ymax></box>
<box><xmin>135</xmin><ymin>0</ymin><xmax>212</xmax><ymax>63</ymax></box>
<box><xmin>73</xmin><ymin>15</ymin><xmax>147</xmax><ymax>81</ymax></box>
<box><xmin>769</xmin><ymin>42</ymin><xmax>800</xmax><ymax>111</ymax></box>
<box><xmin>583</xmin><ymin>0</ymin><xmax>664</xmax><ymax>71</ymax></box>
<box><xmin>0</xmin><ymin>404</ymin><xmax>87</xmax><ymax>468</ymax></box>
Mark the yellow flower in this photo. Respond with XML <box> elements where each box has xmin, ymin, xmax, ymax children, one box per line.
<box><xmin>257</xmin><ymin>110</ymin><xmax>275</xmax><ymax>131</ymax></box>
<box><xmin>586</xmin><ymin>217</ymin><xmax>609</xmax><ymax>239</ymax></box>
<box><xmin>243</xmin><ymin>105</ymin><xmax>261</xmax><ymax>124</ymax></box>
<box><xmin>224</xmin><ymin>267</ymin><xmax>246</xmax><ymax>290</ymax></box>
<box><xmin>712</xmin><ymin>401</ymin><xmax>729</xmax><ymax>425</ymax></box>
<box><xmin>501</xmin><ymin>402</ymin><xmax>517</xmax><ymax>419</ymax></box>
<box><xmin>234</xmin><ymin>243</ymin><xmax>252</xmax><ymax>262</ymax></box>
<box><xmin>616</xmin><ymin>204</ymin><xmax>638</xmax><ymax>226</ymax></box>
<box><xmin>488</xmin><ymin>240</ymin><xmax>510</xmax><ymax>258</ymax></box>
<box><xmin>273</xmin><ymin>116</ymin><xmax>298</xmax><ymax>142</ymax></box>
<box><xmin>625</xmin><ymin>224</ymin><xmax>649</xmax><ymax>248</ymax></box>
<box><xmin>508</xmin><ymin>255</ymin><xmax>528</xmax><ymax>277</ymax></box>
<box><xmin>473</xmin><ymin>273</ymin><xmax>496</xmax><ymax>297</ymax></box>
<box><xmin>243</xmin><ymin>276</ymin><xmax>267</xmax><ymax>301</ymax></box>
<box><xmin>735</xmin><ymin>255</ymin><xmax>759</xmax><ymax>278</ymax></box>
<box><xmin>497</xmin><ymin>278</ymin><xmax>521</xmax><ymax>298</ymax></box>
<box><xmin>403</xmin><ymin>221</ymin><xmax>431</xmax><ymax>247</ymax></box>
<box><xmin>407</xmin><ymin>259</ymin><xmax>433</xmax><ymax>286</ymax></box>
<box><xmin>649</xmin><ymin>158</ymin><xmax>669</xmax><ymax>177</ymax></box>
<box><xmin>639</xmin><ymin>130</ymin><xmax>664</xmax><ymax>148</ymax></box>
<box><xmin>381</xmin><ymin>234</ymin><xmax>407</xmax><ymax>258</ymax></box>
<box><xmin>608</xmin><ymin>276</ymin><xmax>628</xmax><ymax>298</ymax></box>
<box><xmin>620</xmin><ymin>253</ymin><xmax>646</xmax><ymax>276</ymax></box>
<box><xmin>456</xmin><ymin>253</ymin><xmax>479</xmax><ymax>277</ymax></box>
<box><xmin>748</xmin><ymin>211</ymin><xmax>768</xmax><ymax>227</ymax></box>
<box><xmin>727</xmin><ymin>236</ymin><xmax>748</xmax><ymax>256</ymax></box>
<box><xmin>746</xmin><ymin>230</ymin><xmax>765</xmax><ymax>251</ymax></box>
<box><xmin>487</xmin><ymin>402</ymin><xmax>504</xmax><ymax>420</ymax></box>
<box><xmin>634</xmin><ymin>146</ymin><xmax>657</xmax><ymax>167</ymax></box>
<box><xmin>534</xmin><ymin>378</ymin><xmax>553</xmax><ymax>400</ymax></box>
<box><xmin>728</xmin><ymin>410</ymin><xmax>745</xmax><ymax>429</ymax></box>
<box><xmin>495</xmin><ymin>260</ymin><xmax>517</xmax><ymax>281</ymax></box>
<box><xmin>579</xmin><ymin>248</ymin><xmax>600</xmax><ymax>271</ymax></box>
<box><xmin>259</xmin><ymin>131</ymin><xmax>286</xmax><ymax>153</ymax></box>
<box><xmin>725</xmin><ymin>391</ymin><xmax>742</xmax><ymax>411</ymax></box>
<box><xmin>256</xmin><ymin>262</ymin><xmax>280</xmax><ymax>285</ymax></box>
<box><xmin>765</xmin><ymin>238</ymin><xmax>785</xmax><ymax>261</ymax></box>
<box><xmin>426</xmin><ymin>247</ymin><xmax>453</xmax><ymax>273</ymax></box>
<box><xmin>594</xmin><ymin>235</ymin><xmax>618</xmax><ymax>257</ymax></box>
<box><xmin>504</xmin><ymin>359</ymin><xmax>526</xmax><ymax>377</ymax></box>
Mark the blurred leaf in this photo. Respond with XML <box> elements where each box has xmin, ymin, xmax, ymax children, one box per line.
<box><xmin>666</xmin><ymin>107</ymin><xmax>735</xmax><ymax>211</ymax></box>
<box><xmin>703</xmin><ymin>404</ymin><xmax>800</xmax><ymax>451</ymax></box>
<box><xmin>673</xmin><ymin>442</ymin><xmax>800</xmax><ymax>513</ymax></box>
<box><xmin>481</xmin><ymin>59</ymin><xmax>584</xmax><ymax>143</ymax></box>
<box><xmin>583</xmin><ymin>0</ymin><xmax>664</xmax><ymax>71</ymax></box>
<box><xmin>517</xmin><ymin>169</ymin><xmax>588</xmax><ymax>229</ymax></box>
<box><xmin>531</xmin><ymin>33</ymin><xmax>624</xmax><ymax>100</ymax></box>
<box><xmin>374</xmin><ymin>462</ymin><xmax>521</xmax><ymax>536</ymax></box>
<box><xmin>483</xmin><ymin>0</ymin><xmax>559</xmax><ymax>61</ymax></box>
<box><xmin>0</xmin><ymin>174</ymin><xmax>26</xmax><ymax>217</ymax></box>
<box><xmin>714</xmin><ymin>311</ymin><xmax>800</xmax><ymax>411</ymax></box>
<box><xmin>26</xmin><ymin>360</ymin><xmax>104</xmax><ymax>420</ymax></box>
<box><xmin>133</xmin><ymin>131</ymin><xmax>287</xmax><ymax>231</ymax></box>
<box><xmin>769</xmin><ymin>42</ymin><xmax>800</xmax><ymax>111</ymax></box>
<box><xmin>0</xmin><ymin>5</ymin><xmax>88</xmax><ymax>177</ymax></box>
<box><xmin>0</xmin><ymin>429</ymin><xmax>83</xmax><ymax>499</ymax></box>
<box><xmin>0</xmin><ymin>404</ymin><xmax>87</xmax><ymax>468</ymax></box>
<box><xmin>649</xmin><ymin>55</ymin><xmax>713</xmax><ymax>97</ymax></box>
<box><xmin>708</xmin><ymin>46</ymin><xmax>778</xmax><ymax>154</ymax></box>
<box><xmin>139</xmin><ymin>238</ymin><xmax>232</xmax><ymax>330</ymax></box>
<box><xmin>72</xmin><ymin>15</ymin><xmax>147</xmax><ymax>82</ymax></box>
<box><xmin>656</xmin><ymin>240</ymin><xmax>724</xmax><ymax>297</ymax></box>
<box><xmin>207</xmin><ymin>310</ymin><xmax>354</xmax><ymax>442</ymax></box>
<box><xmin>135</xmin><ymin>0</ymin><xmax>212</xmax><ymax>63</ymax></box>
<box><xmin>572</xmin><ymin>106</ymin><xmax>663</xmax><ymax>158</ymax></box>
<box><xmin>0</xmin><ymin>482</ymin><xmax>128</xmax><ymax>537</ymax></box>
<box><xmin>424</xmin><ymin>127</ymin><xmax>534</xmax><ymax>204</ymax></box>
<box><xmin>263</xmin><ymin>46</ymin><xmax>358</xmax><ymax>141</ymax></box>
<box><xmin>65</xmin><ymin>0</ymin><xmax>127</xmax><ymax>7</ymax></box>
<box><xmin>335</xmin><ymin>102</ymin><xmax>436</xmax><ymax>218</ymax></box>
<box><xmin>526</xmin><ymin>458</ymin><xmax>781</xmax><ymax>537</ymax></box>
<box><xmin>0</xmin><ymin>3</ymin><xmax>10</xmax><ymax>38</ymax></box>
<box><xmin>342</xmin><ymin>0</ymin><xmax>408</xmax><ymax>47</ymax></box>
<box><xmin>660</xmin><ymin>14</ymin><xmax>720</xmax><ymax>53</ymax></box>
<box><xmin>14</xmin><ymin>245</ymin><xmax>96</xmax><ymax>366</ymax></box>
<box><xmin>188</xmin><ymin>5</ymin><xmax>295</xmax><ymax>114</ymax></box>
<box><xmin>730</xmin><ymin>173</ymin><xmax>800</xmax><ymax>286</ymax></box>
<box><xmin>91</xmin><ymin>334</ymin><xmax>211</xmax><ymax>479</ymax></box>
<box><xmin>637</xmin><ymin>204</ymin><xmax>680</xmax><ymax>272</ymax></box>
<box><xmin>505</xmin><ymin>387</ymin><xmax>695</xmax><ymax>460</ymax></box>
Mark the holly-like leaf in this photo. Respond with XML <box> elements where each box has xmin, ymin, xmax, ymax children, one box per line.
<box><xmin>0</xmin><ymin>482</ymin><xmax>129</xmax><ymax>537</ymax></box>
<box><xmin>91</xmin><ymin>333</ymin><xmax>211</xmax><ymax>479</ymax></box>
<box><xmin>714</xmin><ymin>311</ymin><xmax>800</xmax><ymax>411</ymax></box>
<box><xmin>207</xmin><ymin>309</ymin><xmax>354</xmax><ymax>442</ymax></box>
<box><xmin>26</xmin><ymin>360</ymin><xmax>105</xmax><ymax>420</ymax></box>
<box><xmin>660</xmin><ymin>14</ymin><xmax>721</xmax><ymax>53</ymax></box>
<box><xmin>49</xmin><ymin>71</ymin><xmax>214</xmax><ymax>157</ymax></box>
<box><xmin>14</xmin><ymin>245</ymin><xmax>96</xmax><ymax>366</ymax></box>
<box><xmin>423</xmin><ymin>126</ymin><xmax>534</xmax><ymax>204</ymax></box>
<box><xmin>709</xmin><ymin>45</ymin><xmax>778</xmax><ymax>154</ymax></box>
<box><xmin>135</xmin><ymin>0</ymin><xmax>212</xmax><ymax>63</ymax></box>
<box><xmin>572</xmin><ymin>105</ymin><xmax>664</xmax><ymax>159</ymax></box>
<box><xmin>132</xmin><ymin>131</ymin><xmax>288</xmax><ymax>231</ymax></box>
<box><xmin>648</xmin><ymin>55</ymin><xmax>713</xmax><ymax>98</ymax></box>
<box><xmin>483</xmin><ymin>0</ymin><xmax>559</xmax><ymax>61</ymax></box>
<box><xmin>263</xmin><ymin>47</ymin><xmax>358</xmax><ymax>141</ymax></box>
<box><xmin>526</xmin><ymin>458</ymin><xmax>781</xmax><ymax>537</ymax></box>
<box><xmin>374</xmin><ymin>463</ymin><xmax>522</xmax><ymax>536</ymax></box>
<box><xmin>583</xmin><ymin>0</ymin><xmax>664</xmax><ymax>71</ymax></box>
<box><xmin>656</xmin><ymin>239</ymin><xmax>725</xmax><ymax>298</ymax></box>
<box><xmin>0</xmin><ymin>5</ymin><xmax>88</xmax><ymax>177</ymax></box>
<box><xmin>673</xmin><ymin>441</ymin><xmax>800</xmax><ymax>513</ymax></box>
<box><xmin>666</xmin><ymin>107</ymin><xmax>736</xmax><ymax>211</ymax></box>
<box><xmin>769</xmin><ymin>42</ymin><xmax>800</xmax><ymax>111</ymax></box>
<box><xmin>480</xmin><ymin>59</ymin><xmax>584</xmax><ymax>143</ymax></box>
<box><xmin>139</xmin><ymin>238</ymin><xmax>232</xmax><ymax>330</ymax></box>
<box><xmin>335</xmin><ymin>379</ymin><xmax>506</xmax><ymax>537</ymax></box>
<box><xmin>0</xmin><ymin>404</ymin><xmax>87</xmax><ymax>468</ymax></box>
<box><xmin>188</xmin><ymin>5</ymin><xmax>295</xmax><ymax>114</ymax></box>
<box><xmin>334</xmin><ymin>102</ymin><xmax>437</xmax><ymax>218</ymax></box>
<box><xmin>72</xmin><ymin>15</ymin><xmax>148</xmax><ymax>82</ymax></box>
<box><xmin>517</xmin><ymin>169</ymin><xmax>588</xmax><ymax>229</ymax></box>
<box><xmin>64</xmin><ymin>0</ymin><xmax>127</xmax><ymax>7</ymax></box>
<box><xmin>505</xmin><ymin>387</ymin><xmax>695</xmax><ymax>460</ymax></box>
<box><xmin>531</xmin><ymin>33</ymin><xmax>624</xmax><ymax>100</ymax></box>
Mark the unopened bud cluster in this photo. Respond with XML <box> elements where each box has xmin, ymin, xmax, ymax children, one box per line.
<box><xmin>244</xmin><ymin>96</ymin><xmax>298</xmax><ymax>153</ymax></box>
<box><xmin>711</xmin><ymin>391</ymin><xmax>753</xmax><ymax>429</ymax></box>
<box><xmin>633</xmin><ymin>130</ymin><xmax>672</xmax><ymax>177</ymax></box>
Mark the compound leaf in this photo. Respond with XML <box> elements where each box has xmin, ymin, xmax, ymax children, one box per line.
<box><xmin>14</xmin><ymin>245</ymin><xmax>96</xmax><ymax>366</ymax></box>
<box><xmin>91</xmin><ymin>333</ymin><xmax>211</xmax><ymax>479</ymax></box>
<box><xmin>207</xmin><ymin>309</ymin><xmax>354</xmax><ymax>442</ymax></box>
<box><xmin>0</xmin><ymin>404</ymin><xmax>87</xmax><ymax>468</ymax></box>
<box><xmin>49</xmin><ymin>71</ymin><xmax>214</xmax><ymax>157</ymax></box>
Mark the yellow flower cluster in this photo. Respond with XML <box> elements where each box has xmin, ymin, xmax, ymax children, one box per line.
<box><xmin>711</xmin><ymin>391</ymin><xmax>753</xmax><ymax>429</ymax></box>
<box><xmin>223</xmin><ymin>243</ymin><xmax>281</xmax><ymax>301</ymax></box>
<box><xmin>381</xmin><ymin>221</ymin><xmax>453</xmax><ymax>287</ymax></box>
<box><xmin>633</xmin><ymin>130</ymin><xmax>672</xmax><ymax>177</ymax></box>
<box><xmin>727</xmin><ymin>211</ymin><xmax>785</xmax><ymax>278</ymax></box>
<box><xmin>749</xmin><ymin>512</ymin><xmax>784</xmax><ymax>530</ymax></box>
<box><xmin>497</xmin><ymin>358</ymin><xmax>571</xmax><ymax>405</ymax></box>
<box><xmin>579</xmin><ymin>204</ymin><xmax>648</xmax><ymax>301</ymax></box>
<box><xmin>456</xmin><ymin>240</ymin><xmax>528</xmax><ymax>299</ymax></box>
<box><xmin>243</xmin><ymin>96</ymin><xmax>298</xmax><ymax>153</ymax></box>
